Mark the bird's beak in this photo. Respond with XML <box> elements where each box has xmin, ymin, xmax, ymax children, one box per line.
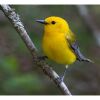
<box><xmin>36</xmin><ymin>20</ymin><xmax>48</xmax><ymax>25</ymax></box>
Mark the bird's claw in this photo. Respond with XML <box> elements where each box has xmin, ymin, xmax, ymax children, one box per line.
<box><xmin>38</xmin><ymin>56</ymin><xmax>48</xmax><ymax>61</ymax></box>
<box><xmin>56</xmin><ymin>76</ymin><xmax>64</xmax><ymax>85</ymax></box>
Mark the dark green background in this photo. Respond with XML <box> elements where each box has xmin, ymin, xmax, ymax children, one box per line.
<box><xmin>0</xmin><ymin>5</ymin><xmax>100</xmax><ymax>95</ymax></box>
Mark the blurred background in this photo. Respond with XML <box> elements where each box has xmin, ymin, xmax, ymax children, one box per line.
<box><xmin>0</xmin><ymin>5</ymin><xmax>100</xmax><ymax>95</ymax></box>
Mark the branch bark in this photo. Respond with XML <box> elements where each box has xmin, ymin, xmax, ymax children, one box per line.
<box><xmin>76</xmin><ymin>5</ymin><xmax>100</xmax><ymax>46</ymax></box>
<box><xmin>0</xmin><ymin>5</ymin><xmax>71</xmax><ymax>95</ymax></box>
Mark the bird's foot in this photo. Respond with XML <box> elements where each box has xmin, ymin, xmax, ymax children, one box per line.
<box><xmin>56</xmin><ymin>76</ymin><xmax>64</xmax><ymax>84</ymax></box>
<box><xmin>38</xmin><ymin>56</ymin><xmax>48</xmax><ymax>61</ymax></box>
<box><xmin>56</xmin><ymin>67</ymin><xmax>67</xmax><ymax>85</ymax></box>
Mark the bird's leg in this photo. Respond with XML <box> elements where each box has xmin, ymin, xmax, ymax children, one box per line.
<box><xmin>38</xmin><ymin>56</ymin><xmax>48</xmax><ymax>61</ymax></box>
<box><xmin>59</xmin><ymin>68</ymin><xmax>67</xmax><ymax>82</ymax></box>
<box><xmin>57</xmin><ymin>65</ymin><xmax>68</xmax><ymax>83</ymax></box>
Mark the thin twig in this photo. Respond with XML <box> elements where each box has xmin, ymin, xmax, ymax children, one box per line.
<box><xmin>76</xmin><ymin>5</ymin><xmax>100</xmax><ymax>46</ymax></box>
<box><xmin>0</xmin><ymin>5</ymin><xmax>71</xmax><ymax>95</ymax></box>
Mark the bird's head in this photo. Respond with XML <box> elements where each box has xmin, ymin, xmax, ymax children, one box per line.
<box><xmin>36</xmin><ymin>16</ymin><xmax>70</xmax><ymax>35</ymax></box>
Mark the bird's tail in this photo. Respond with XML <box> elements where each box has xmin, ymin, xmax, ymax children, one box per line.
<box><xmin>69</xmin><ymin>40</ymin><xmax>94</xmax><ymax>63</ymax></box>
<box><xmin>80</xmin><ymin>57</ymin><xmax>94</xmax><ymax>63</ymax></box>
<box><xmin>73</xmin><ymin>43</ymin><xmax>94</xmax><ymax>63</ymax></box>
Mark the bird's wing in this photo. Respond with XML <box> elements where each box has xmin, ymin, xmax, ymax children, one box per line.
<box><xmin>66</xmin><ymin>30</ymin><xmax>93</xmax><ymax>63</ymax></box>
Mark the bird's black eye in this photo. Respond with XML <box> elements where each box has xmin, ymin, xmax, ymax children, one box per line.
<box><xmin>51</xmin><ymin>21</ymin><xmax>56</xmax><ymax>24</ymax></box>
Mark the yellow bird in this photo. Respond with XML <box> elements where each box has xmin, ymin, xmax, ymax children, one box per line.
<box><xmin>36</xmin><ymin>16</ymin><xmax>92</xmax><ymax>82</ymax></box>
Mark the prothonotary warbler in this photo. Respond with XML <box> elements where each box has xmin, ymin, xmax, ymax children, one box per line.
<box><xmin>36</xmin><ymin>16</ymin><xmax>93</xmax><ymax>82</ymax></box>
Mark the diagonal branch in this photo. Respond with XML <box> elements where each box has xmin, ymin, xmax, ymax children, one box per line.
<box><xmin>76</xmin><ymin>5</ymin><xmax>100</xmax><ymax>46</ymax></box>
<box><xmin>0</xmin><ymin>5</ymin><xmax>71</xmax><ymax>95</ymax></box>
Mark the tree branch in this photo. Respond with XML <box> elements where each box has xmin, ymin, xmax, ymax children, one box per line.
<box><xmin>76</xmin><ymin>5</ymin><xmax>100</xmax><ymax>46</ymax></box>
<box><xmin>0</xmin><ymin>5</ymin><xmax>71</xmax><ymax>95</ymax></box>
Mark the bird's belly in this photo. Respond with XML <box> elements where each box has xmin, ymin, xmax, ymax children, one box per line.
<box><xmin>42</xmin><ymin>36</ymin><xmax>76</xmax><ymax>65</ymax></box>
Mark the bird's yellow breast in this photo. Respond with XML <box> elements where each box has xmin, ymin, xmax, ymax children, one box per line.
<box><xmin>42</xmin><ymin>33</ymin><xmax>76</xmax><ymax>65</ymax></box>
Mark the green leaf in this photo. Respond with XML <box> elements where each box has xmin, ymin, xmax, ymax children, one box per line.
<box><xmin>2</xmin><ymin>73</ymin><xmax>44</xmax><ymax>94</ymax></box>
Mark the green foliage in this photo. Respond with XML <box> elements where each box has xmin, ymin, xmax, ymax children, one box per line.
<box><xmin>2</xmin><ymin>74</ymin><xmax>44</xmax><ymax>94</ymax></box>
<box><xmin>0</xmin><ymin>56</ymin><xmax>19</xmax><ymax>75</ymax></box>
